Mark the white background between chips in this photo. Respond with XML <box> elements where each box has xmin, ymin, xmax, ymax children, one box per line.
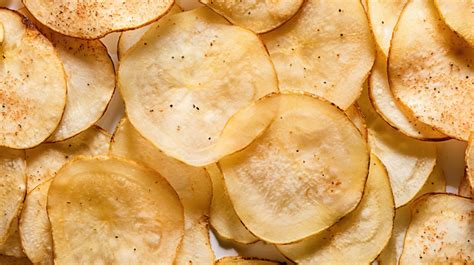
<box><xmin>1</xmin><ymin>0</ymin><xmax>467</xmax><ymax>262</ymax></box>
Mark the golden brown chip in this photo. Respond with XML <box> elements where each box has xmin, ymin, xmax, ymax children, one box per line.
<box><xmin>0</xmin><ymin>218</ymin><xmax>24</xmax><ymax>258</ymax></box>
<box><xmin>220</xmin><ymin>93</ymin><xmax>369</xmax><ymax>244</ymax></box>
<box><xmin>23</xmin><ymin>0</ymin><xmax>174</xmax><ymax>39</ymax></box>
<box><xmin>262</xmin><ymin>0</ymin><xmax>375</xmax><ymax>110</ymax></box>
<box><xmin>118</xmin><ymin>7</ymin><xmax>278</xmax><ymax>166</ymax></box>
<box><xmin>389</xmin><ymin>0</ymin><xmax>474</xmax><ymax>140</ymax></box>
<box><xmin>459</xmin><ymin>175</ymin><xmax>473</xmax><ymax>199</ymax></box>
<box><xmin>434</xmin><ymin>0</ymin><xmax>474</xmax><ymax>47</ymax></box>
<box><xmin>110</xmin><ymin>118</ymin><xmax>214</xmax><ymax>264</ymax></box>
<box><xmin>199</xmin><ymin>0</ymin><xmax>304</xmax><ymax>33</ymax></box>
<box><xmin>48</xmin><ymin>156</ymin><xmax>184</xmax><ymax>264</ymax></box>
<box><xmin>0</xmin><ymin>9</ymin><xmax>66</xmax><ymax>148</ymax></box>
<box><xmin>0</xmin><ymin>255</ymin><xmax>31</xmax><ymax>265</ymax></box>
<box><xmin>215</xmin><ymin>256</ymin><xmax>282</xmax><ymax>265</ymax></box>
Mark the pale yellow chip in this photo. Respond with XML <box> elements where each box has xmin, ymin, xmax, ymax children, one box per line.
<box><xmin>220</xmin><ymin>93</ymin><xmax>369</xmax><ymax>244</ymax></box>
<box><xmin>278</xmin><ymin>153</ymin><xmax>394</xmax><ymax>264</ymax></box>
<box><xmin>118</xmin><ymin>7</ymin><xmax>278</xmax><ymax>166</ymax></box>
<box><xmin>110</xmin><ymin>118</ymin><xmax>214</xmax><ymax>264</ymax></box>
<box><xmin>435</xmin><ymin>0</ymin><xmax>474</xmax><ymax>47</ymax></box>
<box><xmin>358</xmin><ymin>86</ymin><xmax>437</xmax><ymax>207</ymax></box>
<box><xmin>400</xmin><ymin>194</ymin><xmax>473</xmax><ymax>264</ymax></box>
<box><xmin>378</xmin><ymin>164</ymin><xmax>446</xmax><ymax>265</ymax></box>
<box><xmin>23</xmin><ymin>0</ymin><xmax>174</xmax><ymax>39</ymax></box>
<box><xmin>0</xmin><ymin>148</ymin><xmax>25</xmax><ymax>246</ymax></box>
<box><xmin>215</xmin><ymin>257</ymin><xmax>282</xmax><ymax>265</ymax></box>
<box><xmin>48</xmin><ymin>156</ymin><xmax>184</xmax><ymax>264</ymax></box>
<box><xmin>346</xmin><ymin>104</ymin><xmax>368</xmax><ymax>140</ymax></box>
<box><xmin>0</xmin><ymin>218</ymin><xmax>24</xmax><ymax>258</ymax></box>
<box><xmin>18</xmin><ymin>180</ymin><xmax>53</xmax><ymax>265</ymax></box>
<box><xmin>199</xmin><ymin>0</ymin><xmax>304</xmax><ymax>33</ymax></box>
<box><xmin>262</xmin><ymin>0</ymin><xmax>375</xmax><ymax>110</ymax></box>
<box><xmin>369</xmin><ymin>51</ymin><xmax>446</xmax><ymax>140</ymax></box>
<box><xmin>467</xmin><ymin>132</ymin><xmax>474</xmax><ymax>194</ymax></box>
<box><xmin>206</xmin><ymin>164</ymin><xmax>257</xmax><ymax>244</ymax></box>
<box><xmin>389</xmin><ymin>0</ymin><xmax>474</xmax><ymax>141</ymax></box>
<box><xmin>367</xmin><ymin>0</ymin><xmax>407</xmax><ymax>56</ymax></box>
<box><xmin>117</xmin><ymin>4</ymin><xmax>183</xmax><ymax>59</ymax></box>
<box><xmin>0</xmin><ymin>9</ymin><xmax>66</xmax><ymax>149</ymax></box>
<box><xmin>25</xmin><ymin>126</ymin><xmax>110</xmax><ymax>193</ymax></box>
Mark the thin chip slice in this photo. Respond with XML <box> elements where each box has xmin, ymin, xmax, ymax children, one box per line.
<box><xmin>369</xmin><ymin>51</ymin><xmax>446</xmax><ymax>140</ymax></box>
<box><xmin>18</xmin><ymin>180</ymin><xmax>53</xmax><ymax>265</ymax></box>
<box><xmin>110</xmin><ymin>118</ymin><xmax>214</xmax><ymax>264</ymax></box>
<box><xmin>220</xmin><ymin>93</ymin><xmax>369</xmax><ymax>244</ymax></box>
<box><xmin>378</xmin><ymin>164</ymin><xmax>446</xmax><ymax>265</ymax></box>
<box><xmin>389</xmin><ymin>0</ymin><xmax>474</xmax><ymax>141</ymax></box>
<box><xmin>0</xmin><ymin>218</ymin><xmax>24</xmax><ymax>258</ymax></box>
<box><xmin>207</xmin><ymin>164</ymin><xmax>257</xmax><ymax>244</ymax></box>
<box><xmin>199</xmin><ymin>0</ymin><xmax>304</xmax><ymax>33</ymax></box>
<box><xmin>25</xmin><ymin>126</ymin><xmax>110</xmax><ymax>193</ymax></box>
<box><xmin>278</xmin><ymin>153</ymin><xmax>395</xmax><ymax>264</ymax></box>
<box><xmin>346</xmin><ymin>104</ymin><xmax>368</xmax><ymax>140</ymax></box>
<box><xmin>0</xmin><ymin>256</ymin><xmax>31</xmax><ymax>265</ymax></box>
<box><xmin>23</xmin><ymin>0</ymin><xmax>174</xmax><ymax>39</ymax></box>
<box><xmin>400</xmin><ymin>194</ymin><xmax>473</xmax><ymax>264</ymax></box>
<box><xmin>262</xmin><ymin>0</ymin><xmax>375</xmax><ymax>110</ymax></box>
<box><xmin>0</xmin><ymin>9</ymin><xmax>66</xmax><ymax>148</ymax></box>
<box><xmin>18</xmin><ymin>9</ymin><xmax>115</xmax><ymax>142</ymax></box>
<box><xmin>117</xmin><ymin>4</ymin><xmax>182</xmax><ymax>59</ymax></box>
<box><xmin>367</xmin><ymin>0</ymin><xmax>407</xmax><ymax>55</ymax></box>
<box><xmin>434</xmin><ymin>0</ymin><xmax>474</xmax><ymax>47</ymax></box>
<box><xmin>467</xmin><ymin>132</ymin><xmax>474</xmax><ymax>194</ymax></box>
<box><xmin>0</xmin><ymin>148</ymin><xmax>25</xmax><ymax>246</ymax></box>
<box><xmin>118</xmin><ymin>7</ymin><xmax>278</xmax><ymax>166</ymax></box>
<box><xmin>216</xmin><ymin>257</ymin><xmax>282</xmax><ymax>265</ymax></box>
<box><xmin>358</xmin><ymin>86</ymin><xmax>437</xmax><ymax>207</ymax></box>
<box><xmin>459</xmin><ymin>175</ymin><xmax>473</xmax><ymax>198</ymax></box>
<box><xmin>48</xmin><ymin>156</ymin><xmax>184</xmax><ymax>264</ymax></box>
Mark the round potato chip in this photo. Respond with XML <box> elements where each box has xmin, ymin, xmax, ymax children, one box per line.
<box><xmin>378</xmin><ymin>164</ymin><xmax>446</xmax><ymax>265</ymax></box>
<box><xmin>220</xmin><ymin>93</ymin><xmax>369</xmax><ymax>244</ymax></box>
<box><xmin>199</xmin><ymin>0</ymin><xmax>304</xmax><ymax>34</ymax></box>
<box><xmin>0</xmin><ymin>218</ymin><xmax>24</xmax><ymax>258</ymax></box>
<box><xmin>262</xmin><ymin>0</ymin><xmax>375</xmax><ymax>110</ymax></box>
<box><xmin>399</xmin><ymin>194</ymin><xmax>473</xmax><ymax>264</ymax></box>
<box><xmin>467</xmin><ymin>133</ymin><xmax>474</xmax><ymax>194</ymax></box>
<box><xmin>434</xmin><ymin>0</ymin><xmax>474</xmax><ymax>47</ymax></box>
<box><xmin>388</xmin><ymin>0</ymin><xmax>474</xmax><ymax>141</ymax></box>
<box><xmin>367</xmin><ymin>0</ymin><xmax>407</xmax><ymax>56</ymax></box>
<box><xmin>207</xmin><ymin>164</ymin><xmax>257</xmax><ymax>244</ymax></box>
<box><xmin>110</xmin><ymin>118</ymin><xmax>214</xmax><ymax>264</ymax></box>
<box><xmin>0</xmin><ymin>147</ymin><xmax>25</xmax><ymax>246</ymax></box>
<box><xmin>358</xmin><ymin>86</ymin><xmax>437</xmax><ymax>207</ymax></box>
<box><xmin>18</xmin><ymin>180</ymin><xmax>53</xmax><ymax>265</ymax></box>
<box><xmin>18</xmin><ymin>9</ymin><xmax>115</xmax><ymax>142</ymax></box>
<box><xmin>48</xmin><ymin>156</ymin><xmax>184</xmax><ymax>264</ymax></box>
<box><xmin>118</xmin><ymin>7</ymin><xmax>278</xmax><ymax>167</ymax></box>
<box><xmin>278</xmin><ymin>153</ymin><xmax>395</xmax><ymax>264</ymax></box>
<box><xmin>0</xmin><ymin>9</ymin><xmax>66</xmax><ymax>149</ymax></box>
<box><xmin>25</xmin><ymin>126</ymin><xmax>110</xmax><ymax>193</ymax></box>
<box><xmin>117</xmin><ymin>4</ymin><xmax>182</xmax><ymax>59</ymax></box>
<box><xmin>346</xmin><ymin>104</ymin><xmax>368</xmax><ymax>140</ymax></box>
<box><xmin>216</xmin><ymin>257</ymin><xmax>282</xmax><ymax>265</ymax></box>
<box><xmin>369</xmin><ymin>51</ymin><xmax>446</xmax><ymax>140</ymax></box>
<box><xmin>23</xmin><ymin>0</ymin><xmax>174</xmax><ymax>39</ymax></box>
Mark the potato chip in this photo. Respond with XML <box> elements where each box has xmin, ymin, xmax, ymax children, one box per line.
<box><xmin>118</xmin><ymin>7</ymin><xmax>278</xmax><ymax>166</ymax></box>
<box><xmin>48</xmin><ymin>156</ymin><xmax>184</xmax><ymax>264</ymax></box>
<box><xmin>399</xmin><ymin>194</ymin><xmax>473</xmax><ymax>264</ymax></box>
<box><xmin>262</xmin><ymin>0</ymin><xmax>375</xmax><ymax>110</ymax></box>
<box><xmin>346</xmin><ymin>104</ymin><xmax>368</xmax><ymax>140</ymax></box>
<box><xmin>0</xmin><ymin>9</ymin><xmax>66</xmax><ymax>149</ymax></box>
<box><xmin>117</xmin><ymin>4</ymin><xmax>183</xmax><ymax>59</ymax></box>
<box><xmin>459</xmin><ymin>175</ymin><xmax>473</xmax><ymax>199</ymax></box>
<box><xmin>378</xmin><ymin>164</ymin><xmax>446</xmax><ymax>265</ymax></box>
<box><xmin>466</xmin><ymin>132</ymin><xmax>474</xmax><ymax>194</ymax></box>
<box><xmin>278</xmin><ymin>153</ymin><xmax>394</xmax><ymax>264</ymax></box>
<box><xmin>0</xmin><ymin>147</ymin><xmax>25</xmax><ymax>246</ymax></box>
<box><xmin>110</xmin><ymin>118</ymin><xmax>214</xmax><ymax>264</ymax></box>
<box><xmin>358</xmin><ymin>86</ymin><xmax>437</xmax><ymax>207</ymax></box>
<box><xmin>18</xmin><ymin>9</ymin><xmax>115</xmax><ymax>142</ymax></box>
<box><xmin>215</xmin><ymin>257</ymin><xmax>282</xmax><ymax>265</ymax></box>
<box><xmin>206</xmin><ymin>164</ymin><xmax>257</xmax><ymax>244</ymax></box>
<box><xmin>389</xmin><ymin>0</ymin><xmax>474</xmax><ymax>141</ymax></box>
<box><xmin>369</xmin><ymin>51</ymin><xmax>446</xmax><ymax>140</ymax></box>
<box><xmin>23</xmin><ymin>0</ymin><xmax>174</xmax><ymax>39</ymax></box>
<box><xmin>220</xmin><ymin>93</ymin><xmax>369</xmax><ymax>244</ymax></box>
<box><xmin>18</xmin><ymin>180</ymin><xmax>53</xmax><ymax>265</ymax></box>
<box><xmin>0</xmin><ymin>255</ymin><xmax>31</xmax><ymax>265</ymax></box>
<box><xmin>25</xmin><ymin>126</ymin><xmax>110</xmax><ymax>193</ymax></box>
<box><xmin>367</xmin><ymin>0</ymin><xmax>407</xmax><ymax>56</ymax></box>
<box><xmin>199</xmin><ymin>0</ymin><xmax>304</xmax><ymax>33</ymax></box>
<box><xmin>0</xmin><ymin>219</ymin><xmax>24</xmax><ymax>258</ymax></box>
<box><xmin>434</xmin><ymin>0</ymin><xmax>474</xmax><ymax>47</ymax></box>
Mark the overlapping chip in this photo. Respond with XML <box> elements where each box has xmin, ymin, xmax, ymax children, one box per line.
<box><xmin>466</xmin><ymin>133</ymin><xmax>474</xmax><ymax>194</ymax></box>
<box><xmin>215</xmin><ymin>257</ymin><xmax>282</xmax><ymax>265</ymax></box>
<box><xmin>434</xmin><ymin>0</ymin><xmax>474</xmax><ymax>47</ymax></box>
